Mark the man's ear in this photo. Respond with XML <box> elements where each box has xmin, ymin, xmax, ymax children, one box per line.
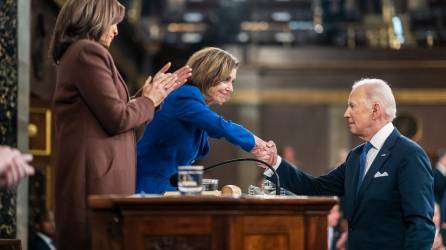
<box><xmin>371</xmin><ymin>102</ymin><xmax>381</xmax><ymax>120</ymax></box>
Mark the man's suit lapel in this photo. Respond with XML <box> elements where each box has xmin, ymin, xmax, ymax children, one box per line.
<box><xmin>349</xmin><ymin>150</ymin><xmax>361</xmax><ymax>206</ymax></box>
<box><xmin>342</xmin><ymin>150</ymin><xmax>361</xmax><ymax>220</ymax></box>
<box><xmin>351</xmin><ymin>128</ymin><xmax>400</xmax><ymax>218</ymax></box>
<box><xmin>356</xmin><ymin>148</ymin><xmax>391</xmax><ymax>199</ymax></box>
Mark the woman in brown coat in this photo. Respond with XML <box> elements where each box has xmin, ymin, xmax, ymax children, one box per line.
<box><xmin>49</xmin><ymin>0</ymin><xmax>191</xmax><ymax>249</ymax></box>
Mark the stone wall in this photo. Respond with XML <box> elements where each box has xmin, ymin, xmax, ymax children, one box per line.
<box><xmin>0</xmin><ymin>0</ymin><xmax>18</xmax><ymax>239</ymax></box>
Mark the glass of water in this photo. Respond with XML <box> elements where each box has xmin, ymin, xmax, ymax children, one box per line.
<box><xmin>202</xmin><ymin>179</ymin><xmax>219</xmax><ymax>191</ymax></box>
<box><xmin>177</xmin><ymin>165</ymin><xmax>203</xmax><ymax>195</ymax></box>
<box><xmin>262</xmin><ymin>179</ymin><xmax>287</xmax><ymax>196</ymax></box>
<box><xmin>262</xmin><ymin>179</ymin><xmax>276</xmax><ymax>195</ymax></box>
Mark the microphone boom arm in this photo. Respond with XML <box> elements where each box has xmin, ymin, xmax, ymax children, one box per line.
<box><xmin>204</xmin><ymin>158</ymin><xmax>281</xmax><ymax>196</ymax></box>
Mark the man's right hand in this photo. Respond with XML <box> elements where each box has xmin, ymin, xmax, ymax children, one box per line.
<box><xmin>251</xmin><ymin>136</ymin><xmax>278</xmax><ymax>167</ymax></box>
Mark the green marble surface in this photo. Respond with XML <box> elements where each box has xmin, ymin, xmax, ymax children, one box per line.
<box><xmin>0</xmin><ymin>0</ymin><xmax>18</xmax><ymax>239</ymax></box>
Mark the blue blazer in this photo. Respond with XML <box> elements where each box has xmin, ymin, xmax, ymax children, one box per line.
<box><xmin>269</xmin><ymin>129</ymin><xmax>435</xmax><ymax>250</ymax></box>
<box><xmin>136</xmin><ymin>84</ymin><xmax>255</xmax><ymax>194</ymax></box>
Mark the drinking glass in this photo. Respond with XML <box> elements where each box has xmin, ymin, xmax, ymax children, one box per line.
<box><xmin>177</xmin><ymin>165</ymin><xmax>203</xmax><ymax>195</ymax></box>
<box><xmin>202</xmin><ymin>179</ymin><xmax>219</xmax><ymax>191</ymax></box>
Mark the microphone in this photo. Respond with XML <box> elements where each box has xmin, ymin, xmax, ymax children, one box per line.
<box><xmin>169</xmin><ymin>158</ymin><xmax>281</xmax><ymax>196</ymax></box>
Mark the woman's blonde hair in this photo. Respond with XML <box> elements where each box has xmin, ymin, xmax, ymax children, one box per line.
<box><xmin>186</xmin><ymin>47</ymin><xmax>239</xmax><ymax>92</ymax></box>
<box><xmin>49</xmin><ymin>0</ymin><xmax>125</xmax><ymax>64</ymax></box>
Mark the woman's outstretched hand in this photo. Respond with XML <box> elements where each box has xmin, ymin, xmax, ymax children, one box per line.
<box><xmin>251</xmin><ymin>136</ymin><xmax>278</xmax><ymax>167</ymax></box>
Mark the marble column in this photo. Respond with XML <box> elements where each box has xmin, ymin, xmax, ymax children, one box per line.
<box><xmin>0</xmin><ymin>0</ymin><xmax>19</xmax><ymax>239</ymax></box>
<box><xmin>231</xmin><ymin>46</ymin><xmax>262</xmax><ymax>192</ymax></box>
<box><xmin>17</xmin><ymin>0</ymin><xmax>31</xmax><ymax>247</ymax></box>
<box><xmin>0</xmin><ymin>0</ymin><xmax>30</xmax><ymax>246</ymax></box>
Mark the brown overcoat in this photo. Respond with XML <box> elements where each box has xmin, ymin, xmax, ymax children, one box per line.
<box><xmin>53</xmin><ymin>39</ymin><xmax>154</xmax><ymax>250</ymax></box>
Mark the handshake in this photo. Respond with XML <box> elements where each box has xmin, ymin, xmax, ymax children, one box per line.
<box><xmin>250</xmin><ymin>136</ymin><xmax>278</xmax><ymax>168</ymax></box>
<box><xmin>0</xmin><ymin>145</ymin><xmax>34</xmax><ymax>188</ymax></box>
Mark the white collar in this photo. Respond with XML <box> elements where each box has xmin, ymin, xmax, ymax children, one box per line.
<box><xmin>368</xmin><ymin>122</ymin><xmax>394</xmax><ymax>150</ymax></box>
<box><xmin>437</xmin><ymin>163</ymin><xmax>446</xmax><ymax>176</ymax></box>
<box><xmin>36</xmin><ymin>232</ymin><xmax>55</xmax><ymax>249</ymax></box>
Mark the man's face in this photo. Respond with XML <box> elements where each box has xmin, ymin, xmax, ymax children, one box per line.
<box><xmin>39</xmin><ymin>212</ymin><xmax>55</xmax><ymax>237</ymax></box>
<box><xmin>344</xmin><ymin>86</ymin><xmax>374</xmax><ymax>139</ymax></box>
<box><xmin>440</xmin><ymin>154</ymin><xmax>446</xmax><ymax>166</ymax></box>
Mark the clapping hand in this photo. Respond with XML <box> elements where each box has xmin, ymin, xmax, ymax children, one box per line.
<box><xmin>151</xmin><ymin>62</ymin><xmax>192</xmax><ymax>95</ymax></box>
<box><xmin>0</xmin><ymin>146</ymin><xmax>34</xmax><ymax>188</ymax></box>
<box><xmin>138</xmin><ymin>62</ymin><xmax>193</xmax><ymax>106</ymax></box>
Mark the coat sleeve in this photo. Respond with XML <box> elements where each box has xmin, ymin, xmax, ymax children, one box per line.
<box><xmin>175</xmin><ymin>88</ymin><xmax>255</xmax><ymax>152</ymax></box>
<box><xmin>74</xmin><ymin>43</ymin><xmax>155</xmax><ymax>135</ymax></box>
<box><xmin>268</xmin><ymin>159</ymin><xmax>345</xmax><ymax>196</ymax></box>
<box><xmin>399</xmin><ymin>146</ymin><xmax>435</xmax><ymax>249</ymax></box>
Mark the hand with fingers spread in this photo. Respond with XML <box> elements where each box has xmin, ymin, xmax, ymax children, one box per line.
<box><xmin>152</xmin><ymin>63</ymin><xmax>192</xmax><ymax>93</ymax></box>
<box><xmin>0</xmin><ymin>145</ymin><xmax>35</xmax><ymax>188</ymax></box>
<box><xmin>152</xmin><ymin>63</ymin><xmax>170</xmax><ymax>81</ymax></box>
<box><xmin>172</xmin><ymin>65</ymin><xmax>192</xmax><ymax>89</ymax></box>
<box><xmin>142</xmin><ymin>73</ymin><xmax>177</xmax><ymax>107</ymax></box>
<box><xmin>0</xmin><ymin>146</ymin><xmax>20</xmax><ymax>173</ymax></box>
<box><xmin>140</xmin><ymin>63</ymin><xmax>192</xmax><ymax>106</ymax></box>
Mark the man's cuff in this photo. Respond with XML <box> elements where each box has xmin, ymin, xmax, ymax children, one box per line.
<box><xmin>264</xmin><ymin>156</ymin><xmax>282</xmax><ymax>177</ymax></box>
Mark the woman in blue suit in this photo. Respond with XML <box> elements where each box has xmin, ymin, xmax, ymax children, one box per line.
<box><xmin>136</xmin><ymin>47</ymin><xmax>268</xmax><ymax>194</ymax></box>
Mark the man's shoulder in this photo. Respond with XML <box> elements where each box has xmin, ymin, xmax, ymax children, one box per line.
<box><xmin>28</xmin><ymin>233</ymin><xmax>49</xmax><ymax>250</ymax></box>
<box><xmin>343</xmin><ymin>145</ymin><xmax>361</xmax><ymax>163</ymax></box>
<box><xmin>394</xmin><ymin>133</ymin><xmax>425</xmax><ymax>155</ymax></box>
<box><xmin>392</xmin><ymin>133</ymin><xmax>432</xmax><ymax>171</ymax></box>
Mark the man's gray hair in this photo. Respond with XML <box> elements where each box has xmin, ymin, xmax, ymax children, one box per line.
<box><xmin>353</xmin><ymin>78</ymin><xmax>397</xmax><ymax>121</ymax></box>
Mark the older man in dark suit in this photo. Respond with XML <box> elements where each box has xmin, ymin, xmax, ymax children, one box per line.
<box><xmin>261</xmin><ymin>79</ymin><xmax>435</xmax><ymax>249</ymax></box>
<box><xmin>29</xmin><ymin>210</ymin><xmax>56</xmax><ymax>250</ymax></box>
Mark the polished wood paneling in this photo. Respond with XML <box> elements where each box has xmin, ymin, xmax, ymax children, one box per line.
<box><xmin>237</xmin><ymin>215</ymin><xmax>304</xmax><ymax>250</ymax></box>
<box><xmin>305</xmin><ymin>213</ymin><xmax>329</xmax><ymax>250</ymax></box>
<box><xmin>0</xmin><ymin>239</ymin><xmax>22</xmax><ymax>250</ymax></box>
<box><xmin>89</xmin><ymin>195</ymin><xmax>338</xmax><ymax>250</ymax></box>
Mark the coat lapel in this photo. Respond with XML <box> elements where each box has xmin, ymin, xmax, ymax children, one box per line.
<box><xmin>116</xmin><ymin>70</ymin><xmax>130</xmax><ymax>101</ymax></box>
<box><xmin>350</xmin><ymin>128</ymin><xmax>400</xmax><ymax>220</ymax></box>
<box><xmin>344</xmin><ymin>150</ymin><xmax>361</xmax><ymax>219</ymax></box>
<box><xmin>107</xmin><ymin>49</ymin><xmax>130</xmax><ymax>101</ymax></box>
<box><xmin>356</xmin><ymin>148</ymin><xmax>391</xmax><ymax>199</ymax></box>
<box><xmin>349</xmin><ymin>149</ymin><xmax>362</xmax><ymax>207</ymax></box>
<box><xmin>110</xmin><ymin>55</ymin><xmax>130</xmax><ymax>101</ymax></box>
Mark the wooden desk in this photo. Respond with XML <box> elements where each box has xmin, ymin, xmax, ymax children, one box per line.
<box><xmin>0</xmin><ymin>239</ymin><xmax>22</xmax><ymax>250</ymax></box>
<box><xmin>89</xmin><ymin>195</ymin><xmax>338</xmax><ymax>250</ymax></box>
